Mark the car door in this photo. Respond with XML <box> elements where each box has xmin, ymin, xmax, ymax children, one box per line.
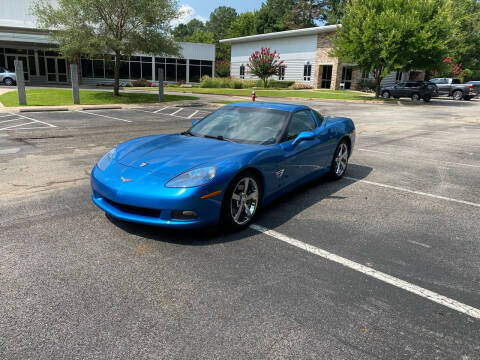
<box><xmin>278</xmin><ymin>110</ymin><xmax>327</xmax><ymax>188</ymax></box>
<box><xmin>435</xmin><ymin>78</ymin><xmax>450</xmax><ymax>96</ymax></box>
<box><xmin>393</xmin><ymin>82</ymin><xmax>406</xmax><ymax>97</ymax></box>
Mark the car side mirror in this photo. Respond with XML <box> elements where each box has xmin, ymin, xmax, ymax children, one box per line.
<box><xmin>192</xmin><ymin>119</ymin><xmax>199</xmax><ymax>125</ymax></box>
<box><xmin>292</xmin><ymin>131</ymin><xmax>315</xmax><ymax>147</ymax></box>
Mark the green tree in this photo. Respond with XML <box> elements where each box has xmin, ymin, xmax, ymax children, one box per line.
<box><xmin>255</xmin><ymin>0</ymin><xmax>296</xmax><ymax>34</ymax></box>
<box><xmin>33</xmin><ymin>0</ymin><xmax>180</xmax><ymax>96</ymax></box>
<box><xmin>228</xmin><ymin>12</ymin><xmax>258</xmax><ymax>38</ymax></box>
<box><xmin>172</xmin><ymin>19</ymin><xmax>207</xmax><ymax>41</ymax></box>
<box><xmin>332</xmin><ymin>0</ymin><xmax>451</xmax><ymax>97</ymax></box>
<box><xmin>206</xmin><ymin>6</ymin><xmax>238</xmax><ymax>61</ymax></box>
<box><xmin>247</xmin><ymin>48</ymin><xmax>285</xmax><ymax>87</ymax></box>
<box><xmin>320</xmin><ymin>0</ymin><xmax>345</xmax><ymax>24</ymax></box>
<box><xmin>445</xmin><ymin>0</ymin><xmax>480</xmax><ymax>69</ymax></box>
<box><xmin>207</xmin><ymin>6</ymin><xmax>238</xmax><ymax>40</ymax></box>
<box><xmin>288</xmin><ymin>0</ymin><xmax>322</xmax><ymax>29</ymax></box>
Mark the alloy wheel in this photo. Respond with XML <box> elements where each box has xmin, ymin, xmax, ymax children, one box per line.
<box><xmin>230</xmin><ymin>176</ymin><xmax>259</xmax><ymax>226</ymax></box>
<box><xmin>334</xmin><ymin>143</ymin><xmax>348</xmax><ymax>177</ymax></box>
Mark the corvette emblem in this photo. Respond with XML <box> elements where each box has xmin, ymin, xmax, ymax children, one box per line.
<box><xmin>139</xmin><ymin>162</ymin><xmax>148</xmax><ymax>167</ymax></box>
<box><xmin>121</xmin><ymin>177</ymin><xmax>132</xmax><ymax>182</ymax></box>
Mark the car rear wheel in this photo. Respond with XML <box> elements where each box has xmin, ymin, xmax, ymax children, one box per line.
<box><xmin>329</xmin><ymin>140</ymin><xmax>349</xmax><ymax>180</ymax></box>
<box><xmin>221</xmin><ymin>171</ymin><xmax>261</xmax><ymax>230</ymax></box>
<box><xmin>3</xmin><ymin>77</ymin><xmax>14</xmax><ymax>86</ymax></box>
<box><xmin>382</xmin><ymin>91</ymin><xmax>390</xmax><ymax>98</ymax></box>
<box><xmin>453</xmin><ymin>90</ymin><xmax>463</xmax><ymax>101</ymax></box>
<box><xmin>411</xmin><ymin>93</ymin><xmax>421</xmax><ymax>101</ymax></box>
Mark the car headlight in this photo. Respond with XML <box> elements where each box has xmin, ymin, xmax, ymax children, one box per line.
<box><xmin>97</xmin><ymin>148</ymin><xmax>116</xmax><ymax>171</ymax></box>
<box><xmin>166</xmin><ymin>166</ymin><xmax>217</xmax><ymax>188</ymax></box>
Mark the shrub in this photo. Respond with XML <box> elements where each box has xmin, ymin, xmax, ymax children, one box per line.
<box><xmin>131</xmin><ymin>78</ymin><xmax>153</xmax><ymax>87</ymax></box>
<box><xmin>268</xmin><ymin>80</ymin><xmax>295</xmax><ymax>88</ymax></box>
<box><xmin>289</xmin><ymin>83</ymin><xmax>313</xmax><ymax>90</ymax></box>
<box><xmin>215</xmin><ymin>60</ymin><xmax>230</xmax><ymax>77</ymax></box>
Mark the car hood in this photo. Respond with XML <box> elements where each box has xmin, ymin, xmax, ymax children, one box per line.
<box><xmin>116</xmin><ymin>134</ymin><xmax>260</xmax><ymax>176</ymax></box>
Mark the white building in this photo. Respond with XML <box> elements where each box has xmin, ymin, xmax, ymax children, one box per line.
<box><xmin>0</xmin><ymin>0</ymin><xmax>215</xmax><ymax>85</ymax></box>
<box><xmin>220</xmin><ymin>26</ymin><xmax>424</xmax><ymax>90</ymax></box>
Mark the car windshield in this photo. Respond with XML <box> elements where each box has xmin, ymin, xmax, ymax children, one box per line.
<box><xmin>189</xmin><ymin>107</ymin><xmax>289</xmax><ymax>145</ymax></box>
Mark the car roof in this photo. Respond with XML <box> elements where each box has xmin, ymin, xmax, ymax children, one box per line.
<box><xmin>224</xmin><ymin>102</ymin><xmax>310</xmax><ymax>113</ymax></box>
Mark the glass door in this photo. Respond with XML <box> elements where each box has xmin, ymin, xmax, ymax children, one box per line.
<box><xmin>46</xmin><ymin>57</ymin><xmax>68</xmax><ymax>83</ymax></box>
<box><xmin>321</xmin><ymin>65</ymin><xmax>332</xmax><ymax>89</ymax></box>
<box><xmin>6</xmin><ymin>55</ymin><xmax>29</xmax><ymax>81</ymax></box>
<box><xmin>341</xmin><ymin>67</ymin><xmax>353</xmax><ymax>89</ymax></box>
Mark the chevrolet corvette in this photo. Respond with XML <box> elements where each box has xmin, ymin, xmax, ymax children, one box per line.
<box><xmin>91</xmin><ymin>102</ymin><xmax>355</xmax><ymax>229</ymax></box>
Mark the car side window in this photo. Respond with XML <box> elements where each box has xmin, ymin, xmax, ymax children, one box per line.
<box><xmin>313</xmin><ymin>110</ymin><xmax>324</xmax><ymax>125</ymax></box>
<box><xmin>286</xmin><ymin>110</ymin><xmax>317</xmax><ymax>141</ymax></box>
<box><xmin>396</xmin><ymin>83</ymin><xmax>406</xmax><ymax>88</ymax></box>
<box><xmin>452</xmin><ymin>79</ymin><xmax>460</xmax><ymax>84</ymax></box>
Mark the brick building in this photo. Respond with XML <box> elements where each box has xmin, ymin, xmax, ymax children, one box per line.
<box><xmin>220</xmin><ymin>25</ymin><xmax>424</xmax><ymax>90</ymax></box>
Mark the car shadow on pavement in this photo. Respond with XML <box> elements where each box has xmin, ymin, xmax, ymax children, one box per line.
<box><xmin>107</xmin><ymin>163</ymin><xmax>372</xmax><ymax>245</ymax></box>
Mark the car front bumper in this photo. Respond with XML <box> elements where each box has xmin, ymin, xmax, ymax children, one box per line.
<box><xmin>90</xmin><ymin>165</ymin><xmax>225</xmax><ymax>228</ymax></box>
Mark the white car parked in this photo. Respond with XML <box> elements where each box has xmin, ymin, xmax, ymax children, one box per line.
<box><xmin>0</xmin><ymin>67</ymin><xmax>17</xmax><ymax>86</ymax></box>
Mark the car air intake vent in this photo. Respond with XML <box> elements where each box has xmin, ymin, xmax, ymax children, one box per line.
<box><xmin>104</xmin><ymin>198</ymin><xmax>161</xmax><ymax>217</ymax></box>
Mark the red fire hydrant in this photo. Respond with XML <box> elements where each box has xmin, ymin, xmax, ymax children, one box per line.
<box><xmin>251</xmin><ymin>89</ymin><xmax>256</xmax><ymax>102</ymax></box>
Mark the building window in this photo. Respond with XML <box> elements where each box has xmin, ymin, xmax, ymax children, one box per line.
<box><xmin>361</xmin><ymin>70</ymin><xmax>370</xmax><ymax>79</ymax></box>
<box><xmin>303</xmin><ymin>62</ymin><xmax>312</xmax><ymax>81</ymax></box>
<box><xmin>396</xmin><ymin>71</ymin><xmax>403</xmax><ymax>81</ymax></box>
<box><xmin>278</xmin><ymin>65</ymin><xmax>285</xmax><ymax>80</ymax></box>
<box><xmin>239</xmin><ymin>64</ymin><xmax>245</xmax><ymax>79</ymax></box>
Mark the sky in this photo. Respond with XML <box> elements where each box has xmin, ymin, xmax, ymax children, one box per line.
<box><xmin>175</xmin><ymin>0</ymin><xmax>261</xmax><ymax>24</ymax></box>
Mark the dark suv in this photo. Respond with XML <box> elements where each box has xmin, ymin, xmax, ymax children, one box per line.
<box><xmin>381</xmin><ymin>81</ymin><xmax>437</xmax><ymax>102</ymax></box>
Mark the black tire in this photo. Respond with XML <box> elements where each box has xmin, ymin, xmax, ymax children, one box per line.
<box><xmin>423</xmin><ymin>96</ymin><xmax>431</xmax><ymax>102</ymax></box>
<box><xmin>411</xmin><ymin>93</ymin><xmax>421</xmax><ymax>101</ymax></box>
<box><xmin>220</xmin><ymin>170</ymin><xmax>261</xmax><ymax>231</ymax></box>
<box><xmin>329</xmin><ymin>140</ymin><xmax>349</xmax><ymax>180</ymax></box>
<box><xmin>382</xmin><ymin>91</ymin><xmax>390</xmax><ymax>99</ymax></box>
<box><xmin>3</xmin><ymin>77</ymin><xmax>14</xmax><ymax>86</ymax></box>
<box><xmin>452</xmin><ymin>90</ymin><xmax>463</xmax><ymax>101</ymax></box>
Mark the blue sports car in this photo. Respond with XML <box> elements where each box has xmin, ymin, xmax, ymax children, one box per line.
<box><xmin>91</xmin><ymin>102</ymin><xmax>355</xmax><ymax>229</ymax></box>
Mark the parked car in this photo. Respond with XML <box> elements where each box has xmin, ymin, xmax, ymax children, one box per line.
<box><xmin>91</xmin><ymin>102</ymin><xmax>355</xmax><ymax>229</ymax></box>
<box><xmin>429</xmin><ymin>78</ymin><xmax>479</xmax><ymax>100</ymax></box>
<box><xmin>0</xmin><ymin>67</ymin><xmax>16</xmax><ymax>86</ymax></box>
<box><xmin>381</xmin><ymin>81</ymin><xmax>436</xmax><ymax>102</ymax></box>
<box><xmin>466</xmin><ymin>81</ymin><xmax>480</xmax><ymax>98</ymax></box>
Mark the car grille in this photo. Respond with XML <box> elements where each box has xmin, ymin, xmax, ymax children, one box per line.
<box><xmin>103</xmin><ymin>197</ymin><xmax>161</xmax><ymax>218</ymax></box>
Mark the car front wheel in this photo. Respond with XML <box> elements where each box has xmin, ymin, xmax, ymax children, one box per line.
<box><xmin>221</xmin><ymin>171</ymin><xmax>261</xmax><ymax>230</ymax></box>
<box><xmin>3</xmin><ymin>77</ymin><xmax>14</xmax><ymax>86</ymax></box>
<box><xmin>330</xmin><ymin>140</ymin><xmax>349</xmax><ymax>180</ymax></box>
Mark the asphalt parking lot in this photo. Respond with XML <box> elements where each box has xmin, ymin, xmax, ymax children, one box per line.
<box><xmin>1</xmin><ymin>99</ymin><xmax>479</xmax><ymax>359</ymax></box>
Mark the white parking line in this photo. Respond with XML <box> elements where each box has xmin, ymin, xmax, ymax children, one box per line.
<box><xmin>188</xmin><ymin>110</ymin><xmax>200</xmax><ymax>119</ymax></box>
<box><xmin>356</xmin><ymin>148</ymin><xmax>480</xmax><ymax>168</ymax></box>
<box><xmin>153</xmin><ymin>106</ymin><xmax>169</xmax><ymax>113</ymax></box>
<box><xmin>76</xmin><ymin>110</ymin><xmax>132</xmax><ymax>123</ymax></box>
<box><xmin>407</xmin><ymin>240</ymin><xmax>431</xmax><ymax>248</ymax></box>
<box><xmin>344</xmin><ymin>176</ymin><xmax>480</xmax><ymax>208</ymax></box>
<box><xmin>170</xmin><ymin>108</ymin><xmax>183</xmax><ymax>116</ymax></box>
<box><xmin>0</xmin><ymin>121</ymin><xmax>37</xmax><ymax>131</ymax></box>
<box><xmin>250</xmin><ymin>224</ymin><xmax>480</xmax><ymax>320</ymax></box>
<box><xmin>0</xmin><ymin>114</ymin><xmax>14</xmax><ymax>118</ymax></box>
<box><xmin>14</xmin><ymin>113</ymin><xmax>56</xmax><ymax>128</ymax></box>
<box><xmin>0</xmin><ymin>118</ymin><xmax>22</xmax><ymax>124</ymax></box>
